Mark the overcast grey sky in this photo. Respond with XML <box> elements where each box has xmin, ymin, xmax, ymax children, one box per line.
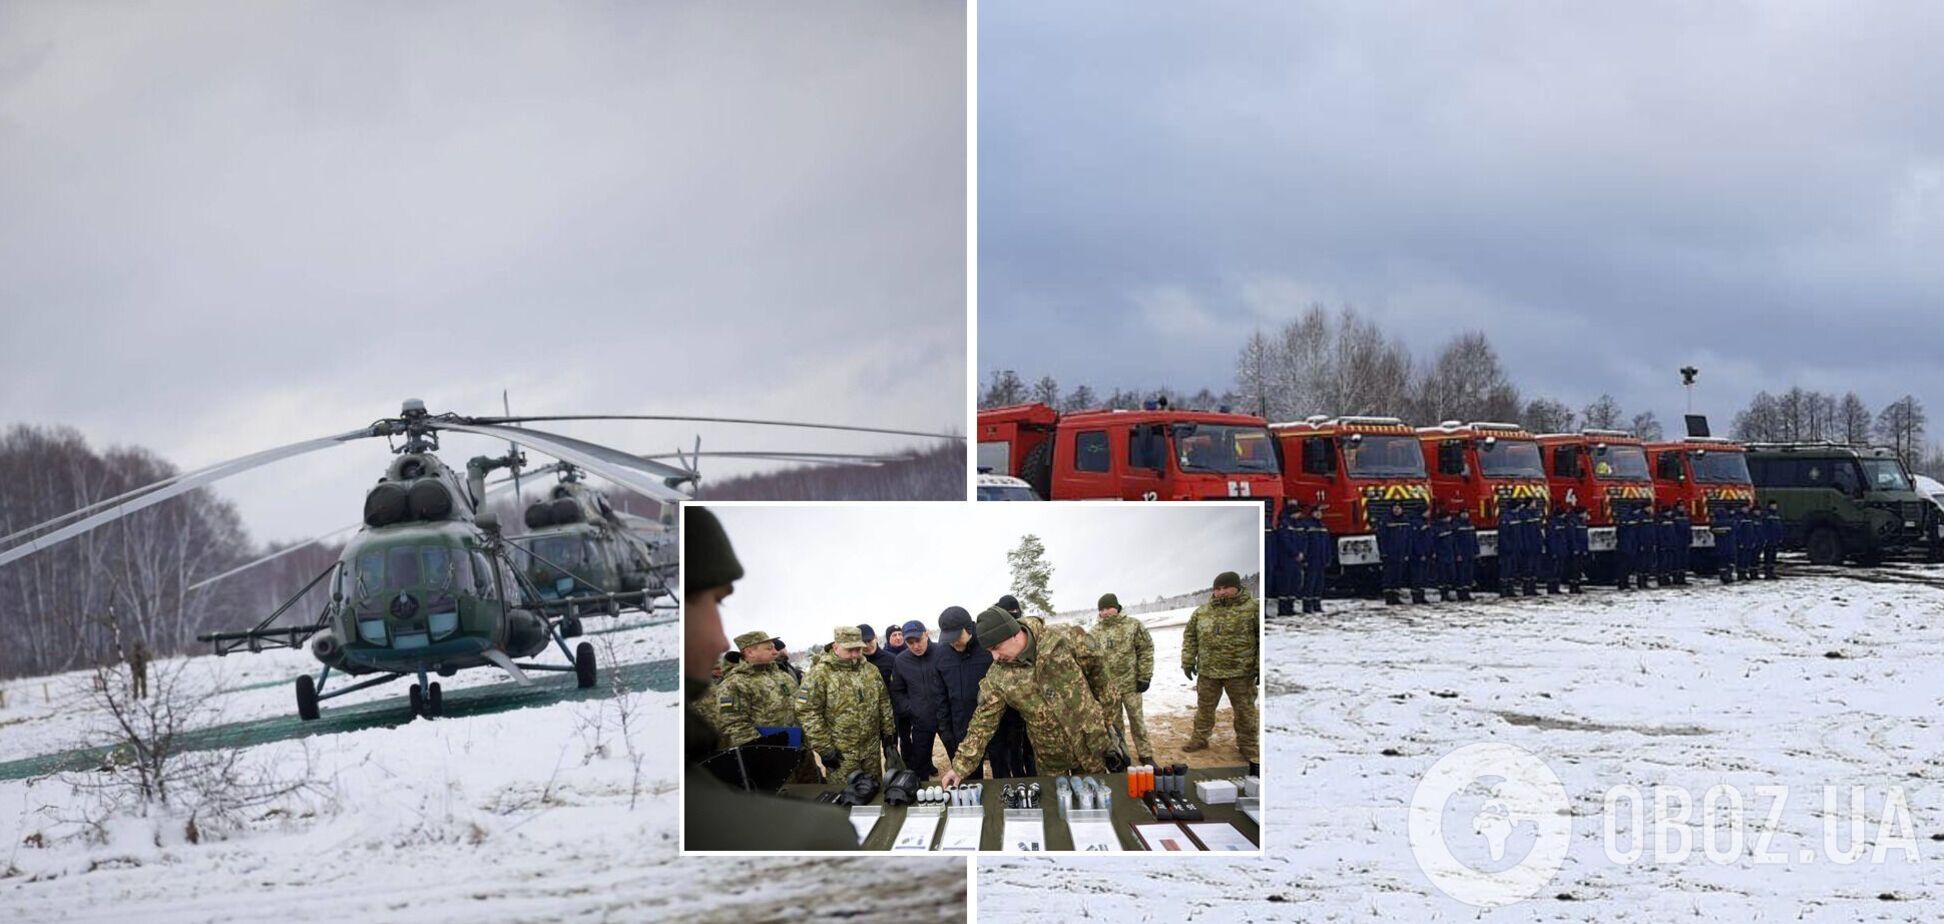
<box><xmin>980</xmin><ymin>2</ymin><xmax>1944</xmax><ymax>428</ymax></box>
<box><xmin>0</xmin><ymin>1</ymin><xmax>963</xmax><ymax>543</ymax></box>
<box><xmin>707</xmin><ymin>502</ymin><xmax>1258</xmax><ymax>648</ymax></box>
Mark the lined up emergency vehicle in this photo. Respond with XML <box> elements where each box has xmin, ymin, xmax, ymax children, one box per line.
<box><xmin>1645</xmin><ymin>436</ymin><xmax>1754</xmax><ymax>564</ymax></box>
<box><xmin>1417</xmin><ymin>421</ymin><xmax>1551</xmax><ymax>560</ymax></box>
<box><xmin>1536</xmin><ymin>429</ymin><xmax>1656</xmax><ymax>557</ymax></box>
<box><xmin>975</xmin><ymin>402</ymin><xmax>1283</xmax><ymax>513</ymax></box>
<box><xmin>1270</xmin><ymin>415</ymin><xmax>1432</xmax><ymax>571</ymax></box>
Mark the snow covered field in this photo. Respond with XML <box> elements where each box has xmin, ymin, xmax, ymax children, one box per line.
<box><xmin>980</xmin><ymin>566</ymin><xmax>1944</xmax><ymax>921</ymax></box>
<box><xmin>0</xmin><ymin>617</ymin><xmax>965</xmax><ymax>922</ymax></box>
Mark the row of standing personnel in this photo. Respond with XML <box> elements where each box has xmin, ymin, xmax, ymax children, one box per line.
<box><xmin>1269</xmin><ymin>498</ymin><xmax>1788</xmax><ymax>613</ymax></box>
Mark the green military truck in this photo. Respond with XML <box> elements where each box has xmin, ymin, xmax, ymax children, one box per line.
<box><xmin>1745</xmin><ymin>443</ymin><xmax>1938</xmax><ymax>564</ymax></box>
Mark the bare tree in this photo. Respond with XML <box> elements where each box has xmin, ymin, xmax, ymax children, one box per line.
<box><xmin>1032</xmin><ymin>375</ymin><xmax>1061</xmax><ymax>409</ymax></box>
<box><xmin>1581</xmin><ymin>394</ymin><xmax>1624</xmax><ymax>430</ymax></box>
<box><xmin>1522</xmin><ymin>398</ymin><xmax>1576</xmax><ymax>434</ymax></box>
<box><xmin>1630</xmin><ymin>410</ymin><xmax>1664</xmax><ymax>441</ymax></box>
<box><xmin>1234</xmin><ymin>330</ymin><xmax>1274</xmax><ymax>421</ymax></box>
<box><xmin>1839</xmin><ymin>392</ymin><xmax>1873</xmax><ymax>445</ymax></box>
<box><xmin>980</xmin><ymin>370</ymin><xmax>1027</xmax><ymax>408</ymax></box>
<box><xmin>1408</xmin><ymin>332</ymin><xmax>1521</xmax><ymax>425</ymax></box>
<box><xmin>1063</xmin><ymin>384</ymin><xmax>1097</xmax><ymax>412</ymax></box>
<box><xmin>1875</xmin><ymin>396</ymin><xmax>1928</xmax><ymax>468</ymax></box>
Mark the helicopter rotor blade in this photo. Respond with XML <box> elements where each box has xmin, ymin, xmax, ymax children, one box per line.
<box><xmin>186</xmin><ymin>521</ymin><xmax>362</xmax><ymax>591</ymax></box>
<box><xmin>473</xmin><ymin>414</ymin><xmax>960</xmax><ymax>442</ymax></box>
<box><xmin>435</xmin><ymin>422</ymin><xmax>690</xmax><ymax>503</ymax></box>
<box><xmin>0</xmin><ymin>428</ymin><xmax>376</xmax><ymax>569</ymax></box>
<box><xmin>638</xmin><ymin>450</ymin><xmax>914</xmax><ymax>466</ymax></box>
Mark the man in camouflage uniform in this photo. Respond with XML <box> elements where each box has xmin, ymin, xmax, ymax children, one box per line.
<box><xmin>795</xmin><ymin>626</ymin><xmax>899</xmax><ymax>779</ymax></box>
<box><xmin>937</xmin><ymin>606</ymin><xmax>1128</xmax><ymax>787</ymax></box>
<box><xmin>1091</xmin><ymin>592</ymin><xmax>1155</xmax><ymax>765</ymax></box>
<box><xmin>1182</xmin><ymin>571</ymin><xmax>1260</xmax><ymax>762</ymax></box>
<box><xmin>716</xmin><ymin>629</ymin><xmax>802</xmax><ymax>747</ymax></box>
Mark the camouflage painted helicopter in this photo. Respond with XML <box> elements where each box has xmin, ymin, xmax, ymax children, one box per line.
<box><xmin>0</xmin><ymin>400</ymin><xmax>956</xmax><ymax>721</ymax></box>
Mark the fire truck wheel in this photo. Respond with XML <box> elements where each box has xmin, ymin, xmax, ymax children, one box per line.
<box><xmin>1020</xmin><ymin>440</ymin><xmax>1054</xmax><ymax>500</ymax></box>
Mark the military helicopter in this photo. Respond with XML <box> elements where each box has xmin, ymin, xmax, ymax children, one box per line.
<box><xmin>0</xmin><ymin>400</ymin><xmax>958</xmax><ymax>721</ymax></box>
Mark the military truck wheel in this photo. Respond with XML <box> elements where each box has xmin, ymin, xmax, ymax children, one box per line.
<box><xmin>409</xmin><ymin>683</ymin><xmax>424</xmax><ymax>717</ymax></box>
<box><xmin>428</xmin><ymin>682</ymin><xmax>444</xmax><ymax>717</ymax></box>
<box><xmin>575</xmin><ymin>642</ymin><xmax>597</xmax><ymax>689</ymax></box>
<box><xmin>295</xmin><ymin>675</ymin><xmax>320</xmax><ymax>722</ymax></box>
<box><xmin>1805</xmin><ymin>526</ymin><xmax>1843</xmax><ymax>565</ymax></box>
<box><xmin>1019</xmin><ymin>440</ymin><xmax>1054</xmax><ymax>501</ymax></box>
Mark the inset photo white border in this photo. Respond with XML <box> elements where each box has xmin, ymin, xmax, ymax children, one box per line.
<box><xmin>679</xmin><ymin>500</ymin><xmax>1266</xmax><ymax>857</ymax></box>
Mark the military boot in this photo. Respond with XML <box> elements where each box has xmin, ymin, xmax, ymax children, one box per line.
<box><xmin>1384</xmin><ymin>590</ymin><xmax>1402</xmax><ymax>606</ymax></box>
<box><xmin>1410</xmin><ymin>588</ymin><xmax>1428</xmax><ymax>605</ymax></box>
<box><xmin>1277</xmin><ymin>597</ymin><xmax>1295</xmax><ymax>616</ymax></box>
<box><xmin>1438</xmin><ymin>588</ymin><xmax>1453</xmax><ymax>602</ymax></box>
<box><xmin>1310</xmin><ymin>598</ymin><xmax>1325</xmax><ymax>614</ymax></box>
<box><xmin>1568</xmin><ymin>580</ymin><xmax>1583</xmax><ymax>595</ymax></box>
<box><xmin>1183</xmin><ymin>739</ymin><xmax>1209</xmax><ymax>752</ymax></box>
<box><xmin>1546</xmin><ymin>580</ymin><xmax>1560</xmax><ymax>595</ymax></box>
<box><xmin>1457</xmin><ymin>588</ymin><xmax>1473</xmax><ymax>602</ymax></box>
<box><xmin>1523</xmin><ymin>578</ymin><xmax>1538</xmax><ymax>596</ymax></box>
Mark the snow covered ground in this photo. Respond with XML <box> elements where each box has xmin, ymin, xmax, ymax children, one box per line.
<box><xmin>0</xmin><ymin>616</ymin><xmax>966</xmax><ymax>922</ymax></box>
<box><xmin>980</xmin><ymin>564</ymin><xmax>1944</xmax><ymax>920</ymax></box>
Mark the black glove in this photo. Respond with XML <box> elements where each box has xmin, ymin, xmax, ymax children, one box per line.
<box><xmin>1183</xmin><ymin>665</ymin><xmax>1197</xmax><ymax>681</ymax></box>
<box><xmin>881</xmin><ymin>734</ymin><xmax>897</xmax><ymax>753</ymax></box>
<box><xmin>1135</xmin><ymin>680</ymin><xmax>1151</xmax><ymax>693</ymax></box>
<box><xmin>1102</xmin><ymin>749</ymin><xmax>1130</xmax><ymax>773</ymax></box>
<box><xmin>819</xmin><ymin>748</ymin><xmax>842</xmax><ymax>767</ymax></box>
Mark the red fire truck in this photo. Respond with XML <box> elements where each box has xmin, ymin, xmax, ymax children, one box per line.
<box><xmin>1271</xmin><ymin>415</ymin><xmax>1432</xmax><ymax>572</ymax></box>
<box><xmin>976</xmin><ymin>403</ymin><xmax>1283</xmax><ymax>511</ymax></box>
<box><xmin>1417</xmin><ymin>421</ymin><xmax>1552</xmax><ymax>561</ymax></box>
<box><xmin>1645</xmin><ymin>436</ymin><xmax>1755</xmax><ymax>563</ymax></box>
<box><xmin>1537</xmin><ymin>429</ymin><xmax>1655</xmax><ymax>558</ymax></box>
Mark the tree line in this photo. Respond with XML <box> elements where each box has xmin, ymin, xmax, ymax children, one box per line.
<box><xmin>981</xmin><ymin>302</ymin><xmax>1939</xmax><ymax>478</ymax></box>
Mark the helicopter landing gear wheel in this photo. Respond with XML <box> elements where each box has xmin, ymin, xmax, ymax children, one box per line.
<box><xmin>562</xmin><ymin>616</ymin><xmax>584</xmax><ymax>639</ymax></box>
<box><xmin>409</xmin><ymin>683</ymin><xmax>424</xmax><ymax>718</ymax></box>
<box><xmin>575</xmin><ymin>641</ymin><xmax>597</xmax><ymax>689</ymax></box>
<box><xmin>427</xmin><ymin>682</ymin><xmax>443</xmax><ymax>717</ymax></box>
<box><xmin>295</xmin><ymin>674</ymin><xmax>320</xmax><ymax>722</ymax></box>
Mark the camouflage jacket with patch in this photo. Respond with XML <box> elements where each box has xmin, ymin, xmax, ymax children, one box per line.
<box><xmin>716</xmin><ymin>661</ymin><xmax>801</xmax><ymax>746</ymax></box>
<box><xmin>1182</xmin><ymin>591</ymin><xmax>1259</xmax><ymax>679</ymax></box>
<box><xmin>794</xmin><ymin>655</ymin><xmax>895</xmax><ymax>776</ymax></box>
<box><xmin>948</xmin><ymin>617</ymin><xmax>1119</xmax><ymax>777</ymax></box>
<box><xmin>1090</xmin><ymin>611</ymin><xmax>1153</xmax><ymax>694</ymax></box>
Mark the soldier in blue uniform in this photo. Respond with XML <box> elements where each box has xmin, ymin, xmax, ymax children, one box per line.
<box><xmin>1544</xmin><ymin>503</ymin><xmax>1571</xmax><ymax>595</ymax></box>
<box><xmin>1433</xmin><ymin>507</ymin><xmax>1458</xmax><ymax>602</ymax></box>
<box><xmin>1453</xmin><ymin>503</ymin><xmax>1478</xmax><ymax>602</ymax></box>
<box><xmin>1669</xmin><ymin>503</ymin><xmax>1691</xmax><ymax>585</ymax></box>
<box><xmin>1567</xmin><ymin>505</ymin><xmax>1590</xmax><ymax>594</ymax></box>
<box><xmin>1302</xmin><ymin>501</ymin><xmax>1332</xmax><ymax>613</ymax></box>
<box><xmin>1613</xmin><ymin>503</ymin><xmax>1638</xmax><ymax>591</ymax></box>
<box><xmin>1737</xmin><ymin>500</ymin><xmax>1762</xmax><ymax>579</ymax></box>
<box><xmin>1408</xmin><ymin>504</ymin><xmax>1433</xmax><ymax>605</ymax></box>
<box><xmin>1714</xmin><ymin>504</ymin><xmax>1740</xmax><ymax>583</ymax></box>
<box><xmin>1494</xmin><ymin>498</ymin><xmax>1521</xmax><ymax>597</ymax></box>
<box><xmin>1378</xmin><ymin>502</ymin><xmax>1411</xmax><ymax>607</ymax></box>
<box><xmin>1635</xmin><ymin>504</ymin><xmax>1659</xmax><ymax>589</ymax></box>
<box><xmin>1270</xmin><ymin>501</ymin><xmax>1304</xmax><ymax>616</ymax></box>
<box><xmin>1761</xmin><ymin>499</ymin><xmax>1784</xmax><ymax>580</ymax></box>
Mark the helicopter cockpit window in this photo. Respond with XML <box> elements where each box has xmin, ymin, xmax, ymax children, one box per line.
<box><xmin>354</xmin><ymin>551</ymin><xmax>383</xmax><ymax>600</ymax></box>
<box><xmin>386</xmin><ymin>546</ymin><xmax>422</xmax><ymax>589</ymax></box>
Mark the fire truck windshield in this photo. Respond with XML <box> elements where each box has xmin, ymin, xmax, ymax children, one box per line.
<box><xmin>1343</xmin><ymin>435</ymin><xmax>1427</xmax><ymax>477</ymax></box>
<box><xmin>1591</xmin><ymin>445</ymin><xmax>1650</xmax><ymax>481</ymax></box>
<box><xmin>1690</xmin><ymin>451</ymin><xmax>1751</xmax><ymax>483</ymax></box>
<box><xmin>1174</xmin><ymin>424</ymin><xmax>1278</xmax><ymax>474</ymax></box>
<box><xmin>1477</xmin><ymin>439</ymin><xmax>1545</xmax><ymax>478</ymax></box>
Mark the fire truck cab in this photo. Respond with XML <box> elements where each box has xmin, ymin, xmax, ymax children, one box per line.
<box><xmin>1536</xmin><ymin>429</ymin><xmax>1655</xmax><ymax>554</ymax></box>
<box><xmin>1644</xmin><ymin>437</ymin><xmax>1755</xmax><ymax>553</ymax></box>
<box><xmin>976</xmin><ymin>402</ymin><xmax>1283</xmax><ymax>508</ymax></box>
<box><xmin>1271</xmin><ymin>415</ymin><xmax>1431</xmax><ymax>567</ymax></box>
<box><xmin>1417</xmin><ymin>421</ymin><xmax>1552</xmax><ymax>559</ymax></box>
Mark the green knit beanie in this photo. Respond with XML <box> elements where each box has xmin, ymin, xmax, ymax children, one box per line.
<box><xmin>975</xmin><ymin>605</ymin><xmax>1021</xmax><ymax>651</ymax></box>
